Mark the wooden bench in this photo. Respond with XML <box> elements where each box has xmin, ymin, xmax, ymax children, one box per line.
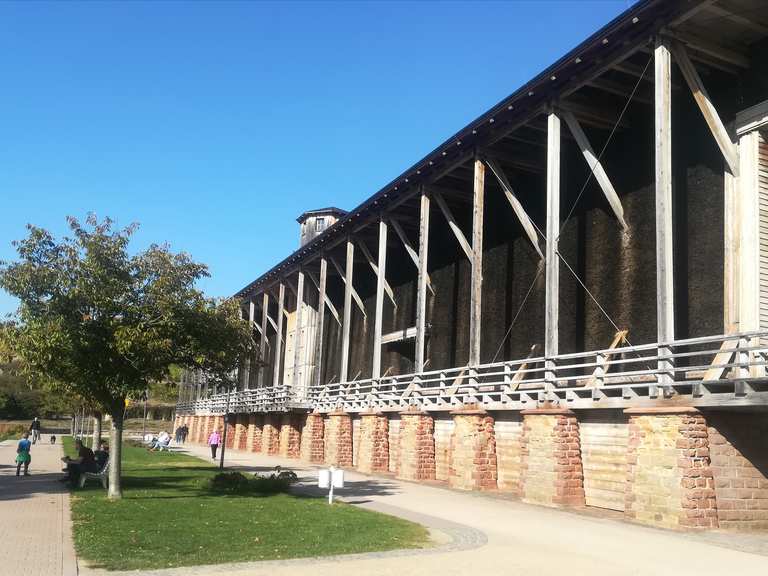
<box><xmin>79</xmin><ymin>459</ymin><xmax>109</xmax><ymax>489</ymax></box>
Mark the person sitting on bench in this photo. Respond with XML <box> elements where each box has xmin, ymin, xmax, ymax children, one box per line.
<box><xmin>94</xmin><ymin>442</ymin><xmax>109</xmax><ymax>471</ymax></box>
<box><xmin>60</xmin><ymin>439</ymin><xmax>98</xmax><ymax>486</ymax></box>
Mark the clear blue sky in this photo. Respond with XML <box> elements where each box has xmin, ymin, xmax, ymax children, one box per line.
<box><xmin>0</xmin><ymin>0</ymin><xmax>631</xmax><ymax>316</ymax></box>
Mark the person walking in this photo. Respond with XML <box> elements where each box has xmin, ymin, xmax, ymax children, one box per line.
<box><xmin>180</xmin><ymin>424</ymin><xmax>188</xmax><ymax>444</ymax></box>
<box><xmin>207</xmin><ymin>427</ymin><xmax>221</xmax><ymax>460</ymax></box>
<box><xmin>30</xmin><ymin>417</ymin><xmax>41</xmax><ymax>444</ymax></box>
<box><xmin>16</xmin><ymin>432</ymin><xmax>32</xmax><ymax>476</ymax></box>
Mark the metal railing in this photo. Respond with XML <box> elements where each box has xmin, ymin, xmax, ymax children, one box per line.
<box><xmin>176</xmin><ymin>331</ymin><xmax>768</xmax><ymax>415</ymax></box>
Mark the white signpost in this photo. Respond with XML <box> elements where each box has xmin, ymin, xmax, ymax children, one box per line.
<box><xmin>318</xmin><ymin>466</ymin><xmax>344</xmax><ymax>504</ymax></box>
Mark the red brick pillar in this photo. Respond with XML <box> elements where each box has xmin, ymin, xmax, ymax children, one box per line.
<box><xmin>324</xmin><ymin>412</ymin><xmax>353</xmax><ymax>467</ymax></box>
<box><xmin>448</xmin><ymin>408</ymin><xmax>497</xmax><ymax>490</ymax></box>
<box><xmin>397</xmin><ymin>410</ymin><xmax>435</xmax><ymax>481</ymax></box>
<box><xmin>357</xmin><ymin>412</ymin><xmax>389</xmax><ymax>474</ymax></box>
<box><xmin>261</xmin><ymin>414</ymin><xmax>280</xmax><ymax>455</ymax></box>
<box><xmin>279</xmin><ymin>414</ymin><xmax>302</xmax><ymax>458</ymax></box>
<box><xmin>300</xmin><ymin>413</ymin><xmax>325</xmax><ymax>463</ymax></box>
<box><xmin>625</xmin><ymin>408</ymin><xmax>718</xmax><ymax>529</ymax></box>
<box><xmin>248</xmin><ymin>414</ymin><xmax>263</xmax><ymax>452</ymax></box>
<box><xmin>225</xmin><ymin>415</ymin><xmax>236</xmax><ymax>449</ymax></box>
<box><xmin>235</xmin><ymin>415</ymin><xmax>249</xmax><ymax>450</ymax></box>
<box><xmin>520</xmin><ymin>408</ymin><xmax>585</xmax><ymax>507</ymax></box>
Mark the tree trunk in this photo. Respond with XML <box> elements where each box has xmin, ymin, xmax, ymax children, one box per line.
<box><xmin>70</xmin><ymin>414</ymin><xmax>76</xmax><ymax>436</ymax></box>
<box><xmin>93</xmin><ymin>412</ymin><xmax>102</xmax><ymax>448</ymax></box>
<box><xmin>108</xmin><ymin>410</ymin><xmax>123</xmax><ymax>500</ymax></box>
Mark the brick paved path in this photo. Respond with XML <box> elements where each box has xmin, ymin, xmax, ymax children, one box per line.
<box><xmin>0</xmin><ymin>437</ymin><xmax>77</xmax><ymax>576</ymax></box>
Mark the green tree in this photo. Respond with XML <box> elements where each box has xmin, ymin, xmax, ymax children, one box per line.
<box><xmin>0</xmin><ymin>216</ymin><xmax>251</xmax><ymax>498</ymax></box>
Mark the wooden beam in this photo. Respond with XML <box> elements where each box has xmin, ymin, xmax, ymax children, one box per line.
<box><xmin>669</xmin><ymin>39</ymin><xmax>739</xmax><ymax>176</ymax></box>
<box><xmin>340</xmin><ymin>239</ymin><xmax>354</xmax><ymax>383</ymax></box>
<box><xmin>739</xmin><ymin>130</ymin><xmax>760</xmax><ymax>333</ymax></box>
<box><xmin>545</xmin><ymin>110</ymin><xmax>561</xmax><ymax>384</ymax></box>
<box><xmin>389</xmin><ymin>217</ymin><xmax>434</xmax><ymax>294</ymax></box>
<box><xmin>704</xmin><ymin>1</ymin><xmax>768</xmax><ymax>36</ymax></box>
<box><xmin>666</xmin><ymin>30</ymin><xmax>749</xmax><ymax>69</ymax></box>
<box><xmin>357</xmin><ymin>238</ymin><xmax>396</xmax><ymax>308</ymax></box>
<box><xmin>483</xmin><ymin>157</ymin><xmax>545</xmax><ymax>259</ymax></box>
<box><xmin>329</xmin><ymin>255</ymin><xmax>367</xmax><ymax>318</ymax></box>
<box><xmin>272</xmin><ymin>282</ymin><xmax>285</xmax><ymax>388</ymax></box>
<box><xmin>383</xmin><ymin>326</ymin><xmax>418</xmax><ymax>345</ymax></box>
<box><xmin>313</xmin><ymin>257</ymin><xmax>328</xmax><ymax>387</ymax></box>
<box><xmin>655</xmin><ymin>37</ymin><xmax>675</xmax><ymax>383</ymax></box>
<box><xmin>372</xmin><ymin>219</ymin><xmax>387</xmax><ymax>379</ymax></box>
<box><xmin>415</xmin><ymin>189</ymin><xmax>430</xmax><ymax>373</ymax></box>
<box><xmin>260</xmin><ymin>292</ymin><xmax>269</xmax><ymax>387</ymax></box>
<box><xmin>243</xmin><ymin>300</ymin><xmax>255</xmax><ymax>389</ymax></box>
<box><xmin>469</xmin><ymin>159</ymin><xmax>485</xmax><ymax>367</ymax></box>
<box><xmin>585</xmin><ymin>77</ymin><xmax>652</xmax><ymax>106</ymax></box>
<box><xmin>432</xmin><ymin>189</ymin><xmax>474</xmax><ymax>260</ymax></box>
<box><xmin>291</xmin><ymin>269</ymin><xmax>305</xmax><ymax>395</ymax></box>
<box><xmin>561</xmin><ymin>109</ymin><xmax>629</xmax><ymax>230</ymax></box>
<box><xmin>306</xmin><ymin>269</ymin><xmax>341</xmax><ymax>326</ymax></box>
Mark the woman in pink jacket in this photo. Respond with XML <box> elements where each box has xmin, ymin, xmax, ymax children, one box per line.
<box><xmin>208</xmin><ymin>428</ymin><xmax>221</xmax><ymax>460</ymax></box>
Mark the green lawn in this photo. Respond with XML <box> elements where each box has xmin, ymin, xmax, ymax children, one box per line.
<box><xmin>63</xmin><ymin>437</ymin><xmax>429</xmax><ymax>571</ymax></box>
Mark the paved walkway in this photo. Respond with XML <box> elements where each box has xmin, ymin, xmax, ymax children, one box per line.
<box><xmin>89</xmin><ymin>443</ymin><xmax>766</xmax><ymax>576</ymax></box>
<box><xmin>0</xmin><ymin>437</ymin><xmax>77</xmax><ymax>576</ymax></box>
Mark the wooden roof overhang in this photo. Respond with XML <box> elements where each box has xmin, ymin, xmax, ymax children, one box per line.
<box><xmin>236</xmin><ymin>0</ymin><xmax>766</xmax><ymax>301</ymax></box>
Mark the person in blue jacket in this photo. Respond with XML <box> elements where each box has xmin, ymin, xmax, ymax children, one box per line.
<box><xmin>16</xmin><ymin>432</ymin><xmax>32</xmax><ymax>476</ymax></box>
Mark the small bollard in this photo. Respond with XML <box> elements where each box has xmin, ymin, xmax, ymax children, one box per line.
<box><xmin>318</xmin><ymin>466</ymin><xmax>345</xmax><ymax>504</ymax></box>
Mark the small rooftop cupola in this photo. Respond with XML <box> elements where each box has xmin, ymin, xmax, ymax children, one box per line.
<box><xmin>297</xmin><ymin>207</ymin><xmax>347</xmax><ymax>247</ymax></box>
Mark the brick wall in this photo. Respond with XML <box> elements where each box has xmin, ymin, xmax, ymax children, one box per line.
<box><xmin>352</xmin><ymin>415</ymin><xmax>361</xmax><ymax>467</ymax></box>
<box><xmin>396</xmin><ymin>411</ymin><xmax>435</xmax><ymax>481</ymax></box>
<box><xmin>520</xmin><ymin>409</ymin><xmax>585</xmax><ymax>507</ymax></box>
<box><xmin>625</xmin><ymin>409</ymin><xmax>717</xmax><ymax>529</ymax></box>
<box><xmin>247</xmin><ymin>414</ymin><xmax>262</xmax><ymax>452</ymax></box>
<box><xmin>448</xmin><ymin>409</ymin><xmax>497</xmax><ymax>491</ymax></box>
<box><xmin>235</xmin><ymin>414</ymin><xmax>249</xmax><ymax>450</ymax></box>
<box><xmin>493</xmin><ymin>412</ymin><xmax>523</xmax><ymax>494</ymax></box>
<box><xmin>388</xmin><ymin>415</ymin><xmax>401</xmax><ymax>473</ymax></box>
<box><xmin>357</xmin><ymin>412</ymin><xmax>390</xmax><ymax>474</ymax></box>
<box><xmin>324</xmin><ymin>412</ymin><xmax>353</xmax><ymax>467</ymax></box>
<box><xmin>300</xmin><ymin>413</ymin><xmax>325</xmax><ymax>463</ymax></box>
<box><xmin>707</xmin><ymin>411</ymin><xmax>768</xmax><ymax>531</ymax></box>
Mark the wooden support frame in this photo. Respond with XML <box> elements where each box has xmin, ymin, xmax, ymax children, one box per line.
<box><xmin>483</xmin><ymin>157</ymin><xmax>544</xmax><ymax>259</ymax></box>
<box><xmin>340</xmin><ymin>239</ymin><xmax>354</xmax><ymax>383</ymax></box>
<box><xmin>313</xmin><ymin>257</ymin><xmax>328</xmax><ymax>387</ymax></box>
<box><xmin>390</xmin><ymin>217</ymin><xmax>434</xmax><ymax>294</ymax></box>
<box><xmin>432</xmin><ymin>189</ymin><xmax>474</xmax><ymax>260</ymax></box>
<box><xmin>291</xmin><ymin>269</ymin><xmax>305</xmax><ymax>395</ymax></box>
<box><xmin>372</xmin><ymin>219</ymin><xmax>388</xmax><ymax>379</ymax></box>
<box><xmin>272</xmin><ymin>282</ymin><xmax>285</xmax><ymax>388</ymax></box>
<box><xmin>561</xmin><ymin>109</ymin><xmax>629</xmax><ymax>231</ymax></box>
<box><xmin>415</xmin><ymin>189</ymin><xmax>430</xmax><ymax>373</ymax></box>
<box><xmin>307</xmin><ymin>268</ymin><xmax>341</xmax><ymax>326</ymax></box>
<box><xmin>357</xmin><ymin>237</ymin><xmax>396</xmax><ymax>308</ymax></box>
<box><xmin>244</xmin><ymin>299</ymin><xmax>255</xmax><ymax>389</ymax></box>
<box><xmin>469</xmin><ymin>159</ymin><xmax>485</xmax><ymax>367</ymax></box>
<box><xmin>668</xmin><ymin>39</ymin><xmax>739</xmax><ymax>176</ymax></box>
<box><xmin>545</xmin><ymin>110</ymin><xmax>561</xmax><ymax>385</ymax></box>
<box><xmin>259</xmin><ymin>292</ymin><xmax>269</xmax><ymax>387</ymax></box>
<box><xmin>655</xmin><ymin>37</ymin><xmax>675</xmax><ymax>385</ymax></box>
<box><xmin>330</xmin><ymin>255</ymin><xmax>367</xmax><ymax>318</ymax></box>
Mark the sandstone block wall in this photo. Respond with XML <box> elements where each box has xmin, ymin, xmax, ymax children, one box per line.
<box><xmin>494</xmin><ymin>413</ymin><xmax>523</xmax><ymax>494</ymax></box>
<box><xmin>324</xmin><ymin>412</ymin><xmax>353</xmax><ymax>467</ymax></box>
<box><xmin>625</xmin><ymin>409</ymin><xmax>717</xmax><ymax>529</ymax></box>
<box><xmin>520</xmin><ymin>410</ymin><xmax>585</xmax><ymax>507</ymax></box>
<box><xmin>448</xmin><ymin>410</ymin><xmax>497</xmax><ymax>490</ymax></box>
<box><xmin>397</xmin><ymin>411</ymin><xmax>435</xmax><ymax>481</ymax></box>
<box><xmin>300</xmin><ymin>413</ymin><xmax>325</xmax><ymax>463</ymax></box>
<box><xmin>357</xmin><ymin>413</ymin><xmax>390</xmax><ymax>474</ymax></box>
<box><xmin>434</xmin><ymin>415</ymin><xmax>454</xmax><ymax>482</ymax></box>
<box><xmin>707</xmin><ymin>411</ymin><xmax>768</xmax><ymax>531</ymax></box>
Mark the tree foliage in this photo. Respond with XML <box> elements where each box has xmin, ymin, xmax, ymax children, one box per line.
<box><xmin>0</xmin><ymin>215</ymin><xmax>251</xmax><ymax>497</ymax></box>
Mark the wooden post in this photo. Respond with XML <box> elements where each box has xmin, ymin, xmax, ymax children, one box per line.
<box><xmin>724</xmin><ymin>168</ymin><xmax>740</xmax><ymax>333</ymax></box>
<box><xmin>340</xmin><ymin>239</ymin><xmax>354</xmax><ymax>383</ymax></box>
<box><xmin>272</xmin><ymin>282</ymin><xmax>285</xmax><ymax>388</ymax></box>
<box><xmin>314</xmin><ymin>257</ymin><xmax>328</xmax><ymax>387</ymax></box>
<box><xmin>415</xmin><ymin>189</ymin><xmax>430</xmax><ymax>373</ymax></box>
<box><xmin>655</xmin><ymin>37</ymin><xmax>675</xmax><ymax>385</ymax></box>
<box><xmin>292</xmin><ymin>270</ymin><xmax>305</xmax><ymax>397</ymax></box>
<box><xmin>372</xmin><ymin>219</ymin><xmax>387</xmax><ymax>379</ymax></box>
<box><xmin>259</xmin><ymin>293</ymin><xmax>269</xmax><ymax>387</ymax></box>
<box><xmin>469</xmin><ymin>158</ymin><xmax>485</xmax><ymax>367</ymax></box>
<box><xmin>245</xmin><ymin>299</ymin><xmax>255</xmax><ymax>389</ymax></box>
<box><xmin>739</xmin><ymin>131</ymin><xmax>760</xmax><ymax>336</ymax></box>
<box><xmin>545</xmin><ymin>110</ymin><xmax>561</xmax><ymax>387</ymax></box>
